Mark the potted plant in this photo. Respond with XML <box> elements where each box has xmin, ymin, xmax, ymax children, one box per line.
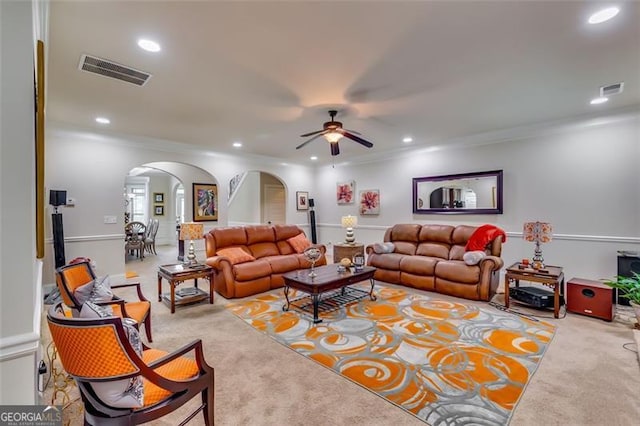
<box><xmin>604</xmin><ymin>272</ymin><xmax>640</xmax><ymax>324</ymax></box>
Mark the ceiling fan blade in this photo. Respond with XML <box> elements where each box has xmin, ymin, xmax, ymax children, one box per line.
<box><xmin>300</xmin><ymin>129</ymin><xmax>325</xmax><ymax>137</ymax></box>
<box><xmin>343</xmin><ymin>128</ymin><xmax>361</xmax><ymax>135</ymax></box>
<box><xmin>330</xmin><ymin>142</ymin><xmax>340</xmax><ymax>156</ymax></box>
<box><xmin>341</xmin><ymin>131</ymin><xmax>374</xmax><ymax>148</ymax></box>
<box><xmin>296</xmin><ymin>131</ymin><xmax>327</xmax><ymax>150</ymax></box>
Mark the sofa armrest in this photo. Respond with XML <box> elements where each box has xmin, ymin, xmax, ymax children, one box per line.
<box><xmin>365</xmin><ymin>245</ymin><xmax>375</xmax><ymax>255</ymax></box>
<box><xmin>479</xmin><ymin>255</ymin><xmax>503</xmax><ymax>271</ymax></box>
<box><xmin>311</xmin><ymin>244</ymin><xmax>326</xmax><ymax>255</ymax></box>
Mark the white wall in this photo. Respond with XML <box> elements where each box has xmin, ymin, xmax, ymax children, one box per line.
<box><xmin>228</xmin><ymin>171</ymin><xmax>261</xmax><ymax>225</ymax></box>
<box><xmin>0</xmin><ymin>0</ymin><xmax>41</xmax><ymax>404</ymax></box>
<box><xmin>314</xmin><ymin>114</ymin><xmax>640</xmax><ymax>282</ymax></box>
<box><xmin>45</xmin><ymin>126</ymin><xmax>315</xmax><ymax>282</ymax></box>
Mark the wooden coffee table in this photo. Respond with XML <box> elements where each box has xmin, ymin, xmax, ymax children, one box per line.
<box><xmin>282</xmin><ymin>264</ymin><xmax>376</xmax><ymax>323</ymax></box>
<box><xmin>157</xmin><ymin>263</ymin><xmax>214</xmax><ymax>313</ymax></box>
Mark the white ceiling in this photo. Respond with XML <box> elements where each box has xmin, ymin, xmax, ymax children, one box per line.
<box><xmin>47</xmin><ymin>1</ymin><xmax>640</xmax><ymax>165</ymax></box>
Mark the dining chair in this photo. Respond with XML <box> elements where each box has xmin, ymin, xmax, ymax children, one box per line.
<box><xmin>125</xmin><ymin>221</ymin><xmax>147</xmax><ymax>261</ymax></box>
<box><xmin>55</xmin><ymin>260</ymin><xmax>153</xmax><ymax>342</ymax></box>
<box><xmin>47</xmin><ymin>302</ymin><xmax>214</xmax><ymax>425</ymax></box>
<box><xmin>144</xmin><ymin>219</ymin><xmax>159</xmax><ymax>255</ymax></box>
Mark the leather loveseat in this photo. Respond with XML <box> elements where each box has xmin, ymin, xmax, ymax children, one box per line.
<box><xmin>204</xmin><ymin>225</ymin><xmax>327</xmax><ymax>298</ymax></box>
<box><xmin>365</xmin><ymin>224</ymin><xmax>504</xmax><ymax>301</ymax></box>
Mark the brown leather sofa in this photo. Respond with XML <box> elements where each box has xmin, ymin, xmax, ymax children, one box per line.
<box><xmin>365</xmin><ymin>224</ymin><xmax>504</xmax><ymax>301</ymax></box>
<box><xmin>204</xmin><ymin>225</ymin><xmax>327</xmax><ymax>298</ymax></box>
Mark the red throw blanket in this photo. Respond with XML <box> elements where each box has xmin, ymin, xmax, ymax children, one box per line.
<box><xmin>465</xmin><ymin>224</ymin><xmax>507</xmax><ymax>251</ymax></box>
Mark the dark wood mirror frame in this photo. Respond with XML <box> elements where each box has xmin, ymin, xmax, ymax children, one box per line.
<box><xmin>412</xmin><ymin>170</ymin><xmax>503</xmax><ymax>214</ymax></box>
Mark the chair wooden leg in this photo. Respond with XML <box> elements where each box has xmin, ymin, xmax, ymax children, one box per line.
<box><xmin>202</xmin><ymin>382</ymin><xmax>215</xmax><ymax>426</ymax></box>
<box><xmin>143</xmin><ymin>314</ymin><xmax>152</xmax><ymax>342</ymax></box>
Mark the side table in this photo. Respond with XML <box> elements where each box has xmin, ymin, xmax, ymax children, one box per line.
<box><xmin>505</xmin><ymin>263</ymin><xmax>565</xmax><ymax>318</ymax></box>
<box><xmin>333</xmin><ymin>243</ymin><xmax>365</xmax><ymax>264</ymax></box>
<box><xmin>157</xmin><ymin>263</ymin><xmax>214</xmax><ymax>313</ymax></box>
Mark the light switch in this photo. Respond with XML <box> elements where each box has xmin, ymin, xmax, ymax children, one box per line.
<box><xmin>66</xmin><ymin>197</ymin><xmax>76</xmax><ymax>206</ymax></box>
<box><xmin>104</xmin><ymin>215</ymin><xmax>117</xmax><ymax>224</ymax></box>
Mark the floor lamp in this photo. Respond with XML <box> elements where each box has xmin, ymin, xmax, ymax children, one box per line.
<box><xmin>50</xmin><ymin>190</ymin><xmax>67</xmax><ymax>268</ymax></box>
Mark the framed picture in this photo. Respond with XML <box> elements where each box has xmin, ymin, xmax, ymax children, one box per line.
<box><xmin>296</xmin><ymin>191</ymin><xmax>309</xmax><ymax>210</ymax></box>
<box><xmin>154</xmin><ymin>205</ymin><xmax>164</xmax><ymax>216</ymax></box>
<box><xmin>35</xmin><ymin>40</ymin><xmax>45</xmax><ymax>258</ymax></box>
<box><xmin>193</xmin><ymin>183</ymin><xmax>218</xmax><ymax>221</ymax></box>
<box><xmin>154</xmin><ymin>192</ymin><xmax>164</xmax><ymax>203</ymax></box>
<box><xmin>336</xmin><ymin>180</ymin><xmax>355</xmax><ymax>204</ymax></box>
<box><xmin>359</xmin><ymin>189</ymin><xmax>380</xmax><ymax>215</ymax></box>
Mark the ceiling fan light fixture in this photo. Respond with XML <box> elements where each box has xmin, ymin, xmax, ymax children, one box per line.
<box><xmin>324</xmin><ymin>131</ymin><xmax>343</xmax><ymax>143</ymax></box>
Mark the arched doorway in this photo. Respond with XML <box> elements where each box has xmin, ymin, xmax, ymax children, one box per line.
<box><xmin>227</xmin><ymin>171</ymin><xmax>286</xmax><ymax>225</ymax></box>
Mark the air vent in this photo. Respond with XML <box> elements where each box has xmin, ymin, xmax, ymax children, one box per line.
<box><xmin>78</xmin><ymin>54</ymin><xmax>152</xmax><ymax>86</ymax></box>
<box><xmin>600</xmin><ymin>82</ymin><xmax>624</xmax><ymax>97</ymax></box>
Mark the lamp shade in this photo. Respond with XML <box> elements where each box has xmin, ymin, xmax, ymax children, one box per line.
<box><xmin>179</xmin><ymin>222</ymin><xmax>203</xmax><ymax>241</ymax></box>
<box><xmin>324</xmin><ymin>131</ymin><xmax>343</xmax><ymax>143</ymax></box>
<box><xmin>523</xmin><ymin>222</ymin><xmax>552</xmax><ymax>243</ymax></box>
<box><xmin>341</xmin><ymin>215</ymin><xmax>357</xmax><ymax>228</ymax></box>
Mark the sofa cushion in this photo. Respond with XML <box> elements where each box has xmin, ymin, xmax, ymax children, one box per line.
<box><xmin>233</xmin><ymin>259</ymin><xmax>272</xmax><ymax>281</ymax></box>
<box><xmin>400</xmin><ymin>256</ymin><xmax>438</xmax><ymax>275</ymax></box>
<box><xmin>263</xmin><ymin>255</ymin><xmax>300</xmax><ymax>273</ymax></box>
<box><xmin>287</xmin><ymin>233</ymin><xmax>312</xmax><ymax>253</ymax></box>
<box><xmin>389</xmin><ymin>224</ymin><xmax>421</xmax><ymax>242</ymax></box>
<box><xmin>368</xmin><ymin>252</ymin><xmax>407</xmax><ymax>270</ymax></box>
<box><xmin>452</xmin><ymin>225</ymin><xmax>477</xmax><ymax>246</ymax></box>
<box><xmin>248</xmin><ymin>242</ymin><xmax>280</xmax><ymax>258</ymax></box>
<box><xmin>273</xmin><ymin>224</ymin><xmax>302</xmax><ymax>241</ymax></box>
<box><xmin>435</xmin><ymin>260</ymin><xmax>480</xmax><ymax>284</ymax></box>
<box><xmin>217</xmin><ymin>247</ymin><xmax>256</xmax><ymax>265</ymax></box>
<box><xmin>419</xmin><ymin>224</ymin><xmax>454</xmax><ymax>244</ymax></box>
<box><xmin>246</xmin><ymin>225</ymin><xmax>275</xmax><ymax>244</ymax></box>
<box><xmin>449</xmin><ymin>245</ymin><xmax>466</xmax><ymax>260</ymax></box>
<box><xmin>416</xmin><ymin>243</ymin><xmax>449</xmax><ymax>259</ymax></box>
<box><xmin>213</xmin><ymin>227</ymin><xmax>247</xmax><ymax>247</ymax></box>
<box><xmin>393</xmin><ymin>241</ymin><xmax>418</xmax><ymax>255</ymax></box>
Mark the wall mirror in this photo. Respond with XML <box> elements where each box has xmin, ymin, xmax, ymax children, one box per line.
<box><xmin>413</xmin><ymin>170</ymin><xmax>503</xmax><ymax>214</ymax></box>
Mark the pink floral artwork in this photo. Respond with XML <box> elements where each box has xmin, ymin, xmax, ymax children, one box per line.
<box><xmin>359</xmin><ymin>190</ymin><xmax>380</xmax><ymax>215</ymax></box>
<box><xmin>336</xmin><ymin>181</ymin><xmax>354</xmax><ymax>204</ymax></box>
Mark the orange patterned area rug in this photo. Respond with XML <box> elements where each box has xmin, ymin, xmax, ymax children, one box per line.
<box><xmin>227</xmin><ymin>285</ymin><xmax>556</xmax><ymax>425</ymax></box>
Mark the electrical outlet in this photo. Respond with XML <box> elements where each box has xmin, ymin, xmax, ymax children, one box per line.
<box><xmin>104</xmin><ymin>215</ymin><xmax>117</xmax><ymax>224</ymax></box>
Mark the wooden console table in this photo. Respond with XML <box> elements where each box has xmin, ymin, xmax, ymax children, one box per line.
<box><xmin>505</xmin><ymin>263</ymin><xmax>564</xmax><ymax>318</ymax></box>
<box><xmin>157</xmin><ymin>263</ymin><xmax>214</xmax><ymax>313</ymax></box>
<box><xmin>333</xmin><ymin>243</ymin><xmax>364</xmax><ymax>264</ymax></box>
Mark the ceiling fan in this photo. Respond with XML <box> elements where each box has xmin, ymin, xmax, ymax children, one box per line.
<box><xmin>296</xmin><ymin>110</ymin><xmax>374</xmax><ymax>156</ymax></box>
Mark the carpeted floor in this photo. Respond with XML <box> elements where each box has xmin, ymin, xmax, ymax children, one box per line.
<box><xmin>227</xmin><ymin>285</ymin><xmax>556</xmax><ymax>425</ymax></box>
<box><xmin>41</xmin><ymin>246</ymin><xmax>640</xmax><ymax>425</ymax></box>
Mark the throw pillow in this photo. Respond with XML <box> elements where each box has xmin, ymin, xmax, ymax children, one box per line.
<box><xmin>89</xmin><ymin>275</ymin><xmax>113</xmax><ymax>303</ymax></box>
<box><xmin>373</xmin><ymin>242</ymin><xmax>395</xmax><ymax>254</ymax></box>
<box><xmin>287</xmin><ymin>233</ymin><xmax>312</xmax><ymax>254</ymax></box>
<box><xmin>73</xmin><ymin>281</ymin><xmax>94</xmax><ymax>306</ymax></box>
<box><xmin>81</xmin><ymin>301</ymin><xmax>144</xmax><ymax>408</ymax></box>
<box><xmin>463</xmin><ymin>251</ymin><xmax>486</xmax><ymax>265</ymax></box>
<box><xmin>217</xmin><ymin>247</ymin><xmax>256</xmax><ymax>265</ymax></box>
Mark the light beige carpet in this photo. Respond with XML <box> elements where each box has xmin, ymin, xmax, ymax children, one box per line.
<box><xmin>41</xmin><ymin>246</ymin><xmax>640</xmax><ymax>425</ymax></box>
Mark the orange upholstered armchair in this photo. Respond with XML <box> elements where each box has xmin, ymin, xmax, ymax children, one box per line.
<box><xmin>55</xmin><ymin>260</ymin><xmax>153</xmax><ymax>342</ymax></box>
<box><xmin>47</xmin><ymin>302</ymin><xmax>215</xmax><ymax>425</ymax></box>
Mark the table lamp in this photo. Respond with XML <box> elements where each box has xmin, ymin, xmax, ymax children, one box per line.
<box><xmin>179</xmin><ymin>222</ymin><xmax>204</xmax><ymax>265</ymax></box>
<box><xmin>341</xmin><ymin>215</ymin><xmax>357</xmax><ymax>244</ymax></box>
<box><xmin>523</xmin><ymin>221</ymin><xmax>552</xmax><ymax>269</ymax></box>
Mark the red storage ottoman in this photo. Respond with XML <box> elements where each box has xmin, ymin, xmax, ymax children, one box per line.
<box><xmin>566</xmin><ymin>278</ymin><xmax>614</xmax><ymax>321</ymax></box>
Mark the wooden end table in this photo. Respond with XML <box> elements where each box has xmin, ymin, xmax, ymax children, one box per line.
<box><xmin>333</xmin><ymin>243</ymin><xmax>365</xmax><ymax>264</ymax></box>
<box><xmin>505</xmin><ymin>263</ymin><xmax>564</xmax><ymax>318</ymax></box>
<box><xmin>157</xmin><ymin>263</ymin><xmax>214</xmax><ymax>313</ymax></box>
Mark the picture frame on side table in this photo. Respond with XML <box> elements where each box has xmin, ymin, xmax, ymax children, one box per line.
<box><xmin>193</xmin><ymin>183</ymin><xmax>218</xmax><ymax>221</ymax></box>
<box><xmin>296</xmin><ymin>191</ymin><xmax>309</xmax><ymax>210</ymax></box>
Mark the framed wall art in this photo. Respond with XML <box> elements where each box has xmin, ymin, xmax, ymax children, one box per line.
<box><xmin>154</xmin><ymin>192</ymin><xmax>164</xmax><ymax>203</ymax></box>
<box><xmin>359</xmin><ymin>189</ymin><xmax>380</xmax><ymax>215</ymax></box>
<box><xmin>154</xmin><ymin>205</ymin><xmax>164</xmax><ymax>216</ymax></box>
<box><xmin>296</xmin><ymin>191</ymin><xmax>309</xmax><ymax>210</ymax></box>
<box><xmin>336</xmin><ymin>180</ymin><xmax>355</xmax><ymax>204</ymax></box>
<box><xmin>193</xmin><ymin>183</ymin><xmax>218</xmax><ymax>221</ymax></box>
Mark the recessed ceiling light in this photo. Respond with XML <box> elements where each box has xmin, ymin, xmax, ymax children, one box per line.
<box><xmin>310</xmin><ymin>156</ymin><xmax>318</xmax><ymax>161</ymax></box>
<box><xmin>588</xmin><ymin>7</ymin><xmax>620</xmax><ymax>24</ymax></box>
<box><xmin>590</xmin><ymin>97</ymin><xmax>609</xmax><ymax>105</ymax></box>
<box><xmin>95</xmin><ymin>117</ymin><xmax>110</xmax><ymax>124</ymax></box>
<box><xmin>137</xmin><ymin>39</ymin><xmax>161</xmax><ymax>52</ymax></box>
<box><xmin>232</xmin><ymin>142</ymin><xmax>242</xmax><ymax>148</ymax></box>
<box><xmin>402</xmin><ymin>136</ymin><xmax>413</xmax><ymax>143</ymax></box>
